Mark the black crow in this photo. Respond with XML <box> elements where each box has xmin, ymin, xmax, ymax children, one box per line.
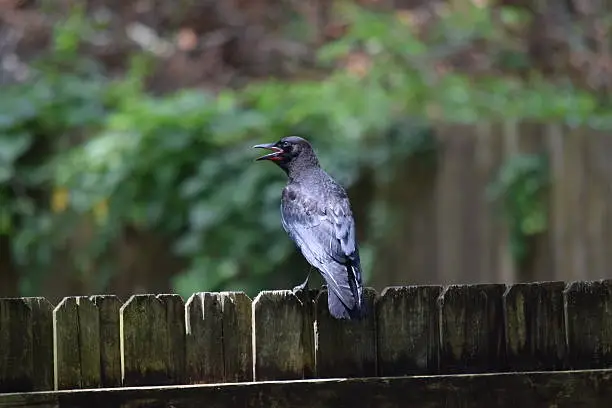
<box><xmin>253</xmin><ymin>136</ymin><xmax>366</xmax><ymax>320</ymax></box>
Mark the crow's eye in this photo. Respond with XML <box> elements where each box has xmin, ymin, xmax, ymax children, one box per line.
<box><xmin>280</xmin><ymin>141</ymin><xmax>289</xmax><ymax>149</ymax></box>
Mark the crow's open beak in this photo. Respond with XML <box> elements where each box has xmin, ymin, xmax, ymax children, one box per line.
<box><xmin>253</xmin><ymin>142</ymin><xmax>284</xmax><ymax>161</ymax></box>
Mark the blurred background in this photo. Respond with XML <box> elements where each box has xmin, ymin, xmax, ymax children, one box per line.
<box><xmin>1</xmin><ymin>0</ymin><xmax>611</xmax><ymax>304</ymax></box>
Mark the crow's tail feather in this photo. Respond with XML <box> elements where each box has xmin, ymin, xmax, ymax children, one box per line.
<box><xmin>327</xmin><ymin>286</ymin><xmax>366</xmax><ymax>320</ymax></box>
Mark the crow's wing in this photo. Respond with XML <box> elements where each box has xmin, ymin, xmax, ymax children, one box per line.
<box><xmin>280</xmin><ymin>185</ymin><xmax>363</xmax><ymax>314</ymax></box>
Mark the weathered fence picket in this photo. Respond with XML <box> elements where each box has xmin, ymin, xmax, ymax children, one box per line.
<box><xmin>26</xmin><ymin>297</ymin><xmax>54</xmax><ymax>391</ymax></box>
<box><xmin>219</xmin><ymin>291</ymin><xmax>252</xmax><ymax>382</ymax></box>
<box><xmin>438</xmin><ymin>284</ymin><xmax>506</xmax><ymax>373</ymax></box>
<box><xmin>375</xmin><ymin>285</ymin><xmax>442</xmax><ymax>376</ymax></box>
<box><xmin>91</xmin><ymin>295</ymin><xmax>121</xmax><ymax>387</ymax></box>
<box><xmin>314</xmin><ymin>288</ymin><xmax>378</xmax><ymax>378</ymax></box>
<box><xmin>53</xmin><ymin>296</ymin><xmax>101</xmax><ymax>390</ymax></box>
<box><xmin>0</xmin><ymin>298</ymin><xmax>32</xmax><ymax>392</ymax></box>
<box><xmin>564</xmin><ymin>280</ymin><xmax>612</xmax><ymax>369</ymax></box>
<box><xmin>120</xmin><ymin>295</ymin><xmax>173</xmax><ymax>386</ymax></box>
<box><xmin>503</xmin><ymin>281</ymin><xmax>567</xmax><ymax>371</ymax></box>
<box><xmin>185</xmin><ymin>292</ymin><xmax>224</xmax><ymax>383</ymax></box>
<box><xmin>0</xmin><ymin>297</ymin><xmax>53</xmax><ymax>393</ymax></box>
<box><xmin>252</xmin><ymin>290</ymin><xmax>309</xmax><ymax>381</ymax></box>
<box><xmin>2</xmin><ymin>280</ymin><xmax>612</xmax><ymax>397</ymax></box>
<box><xmin>294</xmin><ymin>289</ymin><xmax>317</xmax><ymax>379</ymax></box>
<box><xmin>183</xmin><ymin>291</ymin><xmax>253</xmax><ymax>384</ymax></box>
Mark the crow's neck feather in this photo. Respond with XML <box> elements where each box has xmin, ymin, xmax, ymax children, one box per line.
<box><xmin>282</xmin><ymin>153</ymin><xmax>320</xmax><ymax>181</ymax></box>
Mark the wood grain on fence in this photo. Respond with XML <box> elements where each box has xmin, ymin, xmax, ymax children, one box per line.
<box><xmin>0</xmin><ymin>297</ymin><xmax>53</xmax><ymax>393</ymax></box>
<box><xmin>252</xmin><ymin>290</ymin><xmax>309</xmax><ymax>381</ymax></box>
<box><xmin>375</xmin><ymin>285</ymin><xmax>441</xmax><ymax>376</ymax></box>
<box><xmin>564</xmin><ymin>280</ymin><xmax>612</xmax><ymax>369</ymax></box>
<box><xmin>314</xmin><ymin>288</ymin><xmax>377</xmax><ymax>378</ymax></box>
<box><xmin>2</xmin><ymin>370</ymin><xmax>611</xmax><ymax>408</ymax></box>
<box><xmin>53</xmin><ymin>296</ymin><xmax>101</xmax><ymax>390</ymax></box>
<box><xmin>371</xmin><ymin>123</ymin><xmax>612</xmax><ymax>290</ymax></box>
<box><xmin>503</xmin><ymin>281</ymin><xmax>567</xmax><ymax>371</ymax></box>
<box><xmin>439</xmin><ymin>284</ymin><xmax>506</xmax><ymax>373</ymax></box>
<box><xmin>1</xmin><ymin>281</ymin><xmax>612</xmax><ymax>394</ymax></box>
<box><xmin>92</xmin><ymin>295</ymin><xmax>121</xmax><ymax>388</ymax></box>
<box><xmin>184</xmin><ymin>292</ymin><xmax>224</xmax><ymax>383</ymax></box>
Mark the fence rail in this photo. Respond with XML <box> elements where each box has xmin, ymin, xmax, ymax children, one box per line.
<box><xmin>2</xmin><ymin>370</ymin><xmax>612</xmax><ymax>408</ymax></box>
<box><xmin>1</xmin><ymin>280</ymin><xmax>612</xmax><ymax>394</ymax></box>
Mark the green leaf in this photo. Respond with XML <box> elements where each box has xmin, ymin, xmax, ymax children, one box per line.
<box><xmin>0</xmin><ymin>133</ymin><xmax>33</xmax><ymax>164</ymax></box>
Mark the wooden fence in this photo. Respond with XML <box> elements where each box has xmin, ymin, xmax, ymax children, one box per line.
<box><xmin>371</xmin><ymin>123</ymin><xmax>612</xmax><ymax>289</ymax></box>
<box><xmin>1</xmin><ymin>280</ymin><xmax>612</xmax><ymax>399</ymax></box>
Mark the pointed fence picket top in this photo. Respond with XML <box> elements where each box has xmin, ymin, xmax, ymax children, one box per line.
<box><xmin>0</xmin><ymin>298</ymin><xmax>35</xmax><ymax>392</ymax></box>
<box><xmin>252</xmin><ymin>290</ymin><xmax>311</xmax><ymax>381</ymax></box>
<box><xmin>0</xmin><ymin>297</ymin><xmax>53</xmax><ymax>392</ymax></box>
<box><xmin>185</xmin><ymin>292</ymin><xmax>224</xmax><ymax>383</ymax></box>
<box><xmin>185</xmin><ymin>291</ymin><xmax>252</xmax><ymax>384</ymax></box>
<box><xmin>26</xmin><ymin>297</ymin><xmax>54</xmax><ymax>391</ymax></box>
<box><xmin>53</xmin><ymin>296</ymin><xmax>101</xmax><ymax>390</ymax></box>
<box><xmin>120</xmin><ymin>294</ymin><xmax>186</xmax><ymax>387</ymax></box>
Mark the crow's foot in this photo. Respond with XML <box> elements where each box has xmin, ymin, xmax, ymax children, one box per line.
<box><xmin>292</xmin><ymin>272</ymin><xmax>311</xmax><ymax>294</ymax></box>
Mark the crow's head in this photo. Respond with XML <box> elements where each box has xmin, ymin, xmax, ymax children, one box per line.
<box><xmin>253</xmin><ymin>136</ymin><xmax>319</xmax><ymax>172</ymax></box>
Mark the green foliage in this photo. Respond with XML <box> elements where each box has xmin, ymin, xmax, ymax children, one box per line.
<box><xmin>319</xmin><ymin>3</ymin><xmax>606</xmax><ymax>123</ymax></box>
<box><xmin>3</xmin><ymin>3</ymin><xmax>612</xmax><ymax>297</ymax></box>
<box><xmin>488</xmin><ymin>154</ymin><xmax>550</xmax><ymax>263</ymax></box>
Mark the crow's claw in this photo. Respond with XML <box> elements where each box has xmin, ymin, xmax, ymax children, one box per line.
<box><xmin>292</xmin><ymin>271</ymin><xmax>311</xmax><ymax>294</ymax></box>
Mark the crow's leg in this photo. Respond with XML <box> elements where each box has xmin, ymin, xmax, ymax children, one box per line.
<box><xmin>292</xmin><ymin>268</ymin><xmax>312</xmax><ymax>293</ymax></box>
